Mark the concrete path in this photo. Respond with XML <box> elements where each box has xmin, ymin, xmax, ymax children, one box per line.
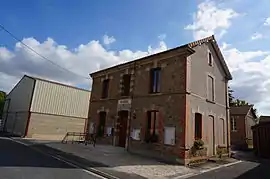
<box><xmin>15</xmin><ymin>138</ymin><xmax>195</xmax><ymax>179</ymax></box>
<box><xmin>0</xmin><ymin>137</ymin><xmax>104</xmax><ymax>179</ymax></box>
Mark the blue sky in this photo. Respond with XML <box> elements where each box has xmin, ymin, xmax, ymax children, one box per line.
<box><xmin>1</xmin><ymin>0</ymin><xmax>195</xmax><ymax>50</ymax></box>
<box><xmin>1</xmin><ymin>0</ymin><xmax>270</xmax><ymax>114</ymax></box>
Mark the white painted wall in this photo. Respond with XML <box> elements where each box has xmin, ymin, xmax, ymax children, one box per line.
<box><xmin>30</xmin><ymin>80</ymin><xmax>90</xmax><ymax>118</ymax></box>
<box><xmin>6</xmin><ymin>76</ymin><xmax>35</xmax><ymax>112</ymax></box>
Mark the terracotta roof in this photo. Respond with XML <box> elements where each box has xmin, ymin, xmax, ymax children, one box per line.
<box><xmin>230</xmin><ymin>105</ymin><xmax>253</xmax><ymax>115</ymax></box>
<box><xmin>90</xmin><ymin>35</ymin><xmax>232</xmax><ymax>80</ymax></box>
<box><xmin>259</xmin><ymin>116</ymin><xmax>270</xmax><ymax>123</ymax></box>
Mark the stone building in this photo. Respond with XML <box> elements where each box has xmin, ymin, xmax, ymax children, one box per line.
<box><xmin>88</xmin><ymin>35</ymin><xmax>232</xmax><ymax>165</ymax></box>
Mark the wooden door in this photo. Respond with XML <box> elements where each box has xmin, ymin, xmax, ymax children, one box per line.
<box><xmin>208</xmin><ymin>115</ymin><xmax>215</xmax><ymax>156</ymax></box>
<box><xmin>118</xmin><ymin>111</ymin><xmax>128</xmax><ymax>148</ymax></box>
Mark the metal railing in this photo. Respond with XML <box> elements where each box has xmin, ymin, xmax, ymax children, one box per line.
<box><xmin>62</xmin><ymin>132</ymin><xmax>96</xmax><ymax>147</ymax></box>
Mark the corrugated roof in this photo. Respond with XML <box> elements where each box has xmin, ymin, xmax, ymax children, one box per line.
<box><xmin>25</xmin><ymin>75</ymin><xmax>91</xmax><ymax>93</ymax></box>
<box><xmin>230</xmin><ymin>105</ymin><xmax>253</xmax><ymax>115</ymax></box>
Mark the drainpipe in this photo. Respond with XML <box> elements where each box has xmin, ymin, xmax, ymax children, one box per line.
<box><xmin>225</xmin><ymin>80</ymin><xmax>231</xmax><ymax>156</ymax></box>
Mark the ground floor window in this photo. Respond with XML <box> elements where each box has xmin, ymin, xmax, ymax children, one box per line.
<box><xmin>145</xmin><ymin>111</ymin><xmax>159</xmax><ymax>143</ymax></box>
<box><xmin>97</xmin><ymin>112</ymin><xmax>106</xmax><ymax>137</ymax></box>
<box><xmin>195</xmin><ymin>113</ymin><xmax>202</xmax><ymax>139</ymax></box>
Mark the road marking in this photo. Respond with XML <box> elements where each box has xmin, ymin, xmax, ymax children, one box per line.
<box><xmin>9</xmin><ymin>138</ymin><xmax>116</xmax><ymax>179</ymax></box>
<box><xmin>172</xmin><ymin>160</ymin><xmax>242</xmax><ymax>179</ymax></box>
<box><xmin>200</xmin><ymin>160</ymin><xmax>242</xmax><ymax>173</ymax></box>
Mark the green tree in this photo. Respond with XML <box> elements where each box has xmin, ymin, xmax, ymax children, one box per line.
<box><xmin>0</xmin><ymin>91</ymin><xmax>7</xmax><ymax>118</ymax></box>
<box><xmin>228</xmin><ymin>86</ymin><xmax>235</xmax><ymax>107</ymax></box>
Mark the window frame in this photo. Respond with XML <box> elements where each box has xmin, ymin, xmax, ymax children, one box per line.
<box><xmin>149</xmin><ymin>68</ymin><xmax>161</xmax><ymax>94</ymax></box>
<box><xmin>208</xmin><ymin>51</ymin><xmax>213</xmax><ymax>66</ymax></box>
<box><xmin>97</xmin><ymin>111</ymin><xmax>107</xmax><ymax>137</ymax></box>
<box><xmin>101</xmin><ymin>79</ymin><xmax>110</xmax><ymax>99</ymax></box>
<box><xmin>121</xmin><ymin>74</ymin><xmax>131</xmax><ymax>96</ymax></box>
<box><xmin>207</xmin><ymin>75</ymin><xmax>215</xmax><ymax>102</ymax></box>
<box><xmin>231</xmin><ymin>116</ymin><xmax>237</xmax><ymax>132</ymax></box>
<box><xmin>145</xmin><ymin>110</ymin><xmax>159</xmax><ymax>143</ymax></box>
<box><xmin>195</xmin><ymin>113</ymin><xmax>202</xmax><ymax>139</ymax></box>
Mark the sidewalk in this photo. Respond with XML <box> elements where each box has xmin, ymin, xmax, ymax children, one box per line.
<box><xmin>14</xmin><ymin>138</ymin><xmax>195</xmax><ymax>179</ymax></box>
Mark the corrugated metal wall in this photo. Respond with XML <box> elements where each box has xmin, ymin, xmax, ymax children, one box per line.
<box><xmin>30</xmin><ymin>80</ymin><xmax>90</xmax><ymax>118</ymax></box>
<box><xmin>27</xmin><ymin>113</ymin><xmax>86</xmax><ymax>140</ymax></box>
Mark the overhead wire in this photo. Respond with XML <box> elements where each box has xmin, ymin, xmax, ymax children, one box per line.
<box><xmin>0</xmin><ymin>24</ymin><xmax>90</xmax><ymax>79</ymax></box>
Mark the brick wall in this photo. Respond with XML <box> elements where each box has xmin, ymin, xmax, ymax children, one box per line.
<box><xmin>230</xmin><ymin>115</ymin><xmax>246</xmax><ymax>147</ymax></box>
<box><xmin>88</xmin><ymin>51</ymin><xmax>189</xmax><ymax>164</ymax></box>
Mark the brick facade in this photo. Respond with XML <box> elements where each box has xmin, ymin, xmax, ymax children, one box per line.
<box><xmin>88</xmin><ymin>36</ymin><xmax>232</xmax><ymax>165</ymax></box>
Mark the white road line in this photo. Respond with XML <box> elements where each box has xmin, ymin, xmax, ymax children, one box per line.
<box><xmin>9</xmin><ymin>138</ymin><xmax>114</xmax><ymax>179</ymax></box>
<box><xmin>173</xmin><ymin>160</ymin><xmax>242</xmax><ymax>179</ymax></box>
<box><xmin>200</xmin><ymin>160</ymin><xmax>242</xmax><ymax>173</ymax></box>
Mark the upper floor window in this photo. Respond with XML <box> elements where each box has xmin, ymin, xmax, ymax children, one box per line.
<box><xmin>121</xmin><ymin>74</ymin><xmax>131</xmax><ymax>96</ymax></box>
<box><xmin>150</xmin><ymin>68</ymin><xmax>161</xmax><ymax>93</ymax></box>
<box><xmin>208</xmin><ymin>52</ymin><xmax>213</xmax><ymax>66</ymax></box>
<box><xmin>207</xmin><ymin>75</ymin><xmax>215</xmax><ymax>102</ymax></box>
<box><xmin>101</xmin><ymin>79</ymin><xmax>109</xmax><ymax>99</ymax></box>
<box><xmin>231</xmin><ymin>116</ymin><xmax>237</xmax><ymax>131</ymax></box>
<box><xmin>195</xmin><ymin>113</ymin><xmax>202</xmax><ymax>139</ymax></box>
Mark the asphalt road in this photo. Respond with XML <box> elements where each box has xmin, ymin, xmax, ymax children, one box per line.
<box><xmin>0</xmin><ymin>137</ymin><xmax>104</xmax><ymax>179</ymax></box>
<box><xmin>189</xmin><ymin>160</ymin><xmax>270</xmax><ymax>179</ymax></box>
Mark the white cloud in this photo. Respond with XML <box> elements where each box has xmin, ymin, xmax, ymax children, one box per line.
<box><xmin>185</xmin><ymin>0</ymin><xmax>239</xmax><ymax>40</ymax></box>
<box><xmin>158</xmin><ymin>34</ymin><xmax>167</xmax><ymax>41</ymax></box>
<box><xmin>264</xmin><ymin>17</ymin><xmax>270</xmax><ymax>26</ymax></box>
<box><xmin>103</xmin><ymin>35</ymin><xmax>116</xmax><ymax>45</ymax></box>
<box><xmin>221</xmin><ymin>44</ymin><xmax>270</xmax><ymax>115</ymax></box>
<box><xmin>251</xmin><ymin>32</ymin><xmax>263</xmax><ymax>40</ymax></box>
<box><xmin>0</xmin><ymin>37</ymin><xmax>167</xmax><ymax>93</ymax></box>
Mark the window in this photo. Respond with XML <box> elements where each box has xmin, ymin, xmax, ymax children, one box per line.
<box><xmin>220</xmin><ymin>118</ymin><xmax>225</xmax><ymax>144</ymax></box>
<box><xmin>121</xmin><ymin>74</ymin><xmax>131</xmax><ymax>96</ymax></box>
<box><xmin>145</xmin><ymin>111</ymin><xmax>159</xmax><ymax>143</ymax></box>
<box><xmin>150</xmin><ymin>68</ymin><xmax>161</xmax><ymax>93</ymax></box>
<box><xmin>97</xmin><ymin>112</ymin><xmax>106</xmax><ymax>137</ymax></box>
<box><xmin>195</xmin><ymin>113</ymin><xmax>202</xmax><ymax>139</ymax></box>
<box><xmin>101</xmin><ymin>79</ymin><xmax>109</xmax><ymax>98</ymax></box>
<box><xmin>207</xmin><ymin>75</ymin><xmax>215</xmax><ymax>102</ymax></box>
<box><xmin>231</xmin><ymin>116</ymin><xmax>237</xmax><ymax>131</ymax></box>
<box><xmin>208</xmin><ymin>52</ymin><xmax>213</xmax><ymax>66</ymax></box>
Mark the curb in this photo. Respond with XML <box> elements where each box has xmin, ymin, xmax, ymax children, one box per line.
<box><xmin>9</xmin><ymin>137</ymin><xmax>120</xmax><ymax>179</ymax></box>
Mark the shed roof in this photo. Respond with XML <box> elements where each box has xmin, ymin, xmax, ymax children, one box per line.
<box><xmin>259</xmin><ymin>116</ymin><xmax>270</xmax><ymax>123</ymax></box>
<box><xmin>230</xmin><ymin>105</ymin><xmax>253</xmax><ymax>115</ymax></box>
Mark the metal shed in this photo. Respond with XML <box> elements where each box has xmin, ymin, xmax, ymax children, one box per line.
<box><xmin>2</xmin><ymin>75</ymin><xmax>91</xmax><ymax>140</ymax></box>
<box><xmin>252</xmin><ymin>120</ymin><xmax>270</xmax><ymax>158</ymax></box>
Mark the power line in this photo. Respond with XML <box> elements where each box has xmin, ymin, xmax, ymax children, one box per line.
<box><xmin>0</xmin><ymin>24</ymin><xmax>90</xmax><ymax>79</ymax></box>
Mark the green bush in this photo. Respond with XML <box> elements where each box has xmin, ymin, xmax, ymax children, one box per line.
<box><xmin>194</xmin><ymin>139</ymin><xmax>204</xmax><ymax>150</ymax></box>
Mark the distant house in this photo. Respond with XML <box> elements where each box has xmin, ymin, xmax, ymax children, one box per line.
<box><xmin>88</xmin><ymin>35</ymin><xmax>232</xmax><ymax>165</ymax></box>
<box><xmin>230</xmin><ymin>105</ymin><xmax>257</xmax><ymax>149</ymax></box>
<box><xmin>2</xmin><ymin>75</ymin><xmax>91</xmax><ymax>140</ymax></box>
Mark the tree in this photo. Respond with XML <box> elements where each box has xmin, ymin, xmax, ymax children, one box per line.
<box><xmin>228</xmin><ymin>86</ymin><xmax>235</xmax><ymax>107</ymax></box>
<box><xmin>0</xmin><ymin>91</ymin><xmax>7</xmax><ymax>118</ymax></box>
<box><xmin>234</xmin><ymin>99</ymin><xmax>249</xmax><ymax>106</ymax></box>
